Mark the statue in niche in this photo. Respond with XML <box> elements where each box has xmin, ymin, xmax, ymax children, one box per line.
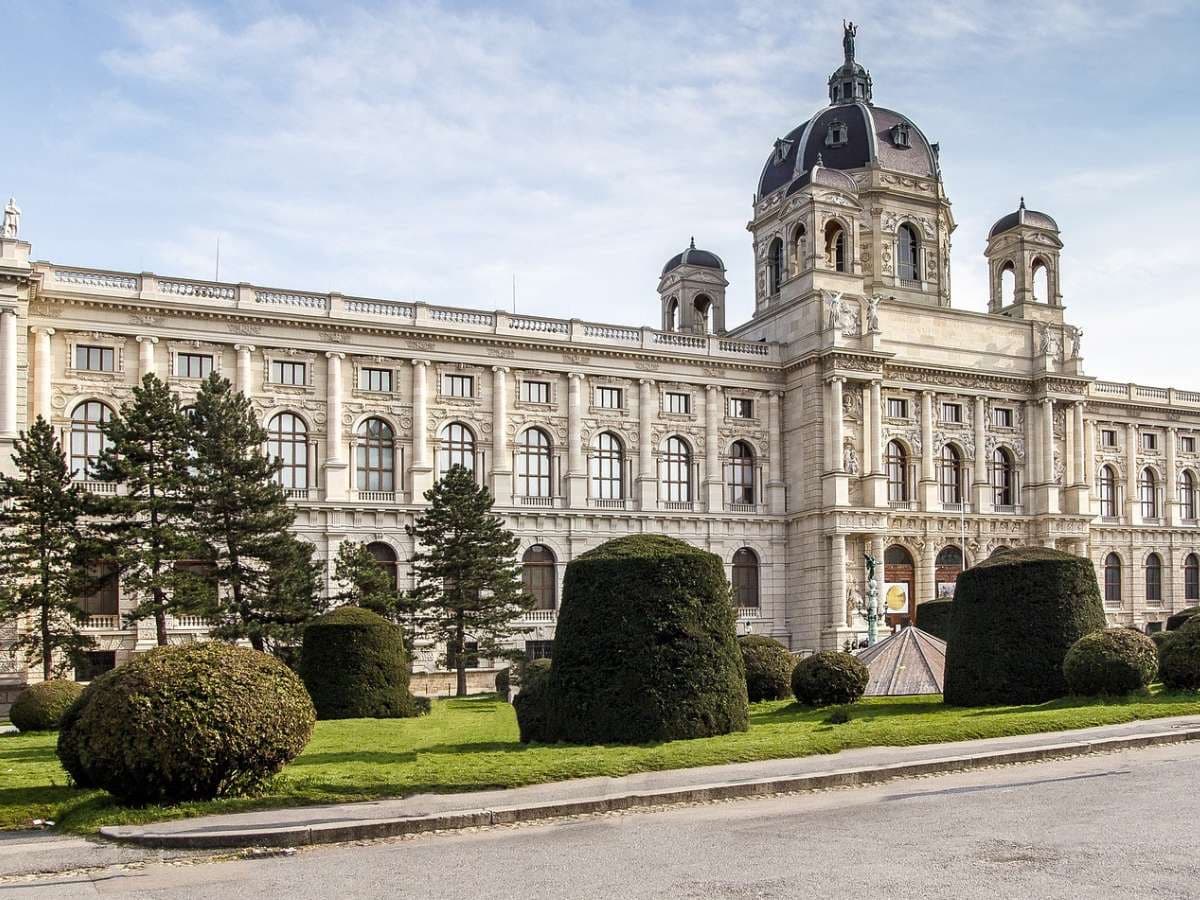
<box><xmin>844</xmin><ymin>443</ymin><xmax>860</xmax><ymax>474</ymax></box>
<box><xmin>866</xmin><ymin>295</ymin><xmax>882</xmax><ymax>333</ymax></box>
<box><xmin>824</xmin><ymin>291</ymin><xmax>844</xmax><ymax>331</ymax></box>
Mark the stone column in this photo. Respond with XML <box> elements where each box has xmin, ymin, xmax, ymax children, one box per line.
<box><xmin>767</xmin><ymin>390</ymin><xmax>784</xmax><ymax>514</ymax></box>
<box><xmin>830</xmin><ymin>533</ymin><xmax>848</xmax><ymax>630</ymax></box>
<box><xmin>491</xmin><ymin>367</ymin><xmax>512</xmax><ymax>505</ymax></box>
<box><xmin>1042</xmin><ymin>397</ymin><xmax>1059</xmax><ymax>513</ymax></box>
<box><xmin>235</xmin><ymin>344</ymin><xmax>256</xmax><ymax>395</ymax></box>
<box><xmin>1084</xmin><ymin>417</ymin><xmax>1096</xmax><ymax>497</ymax></box>
<box><xmin>1126</xmin><ymin>422</ymin><xmax>1140</xmax><ymax>525</ymax></box>
<box><xmin>863</xmin><ymin>379</ymin><xmax>886</xmax><ymax>507</ymax></box>
<box><xmin>324</xmin><ymin>352</ymin><xmax>347</xmax><ymax>500</ymax></box>
<box><xmin>704</xmin><ymin>384</ymin><xmax>723</xmax><ymax>511</ymax></box>
<box><xmin>919</xmin><ymin>390</ymin><xmax>937</xmax><ymax>510</ymax></box>
<box><xmin>637</xmin><ymin>379</ymin><xmax>656</xmax><ymax>509</ymax></box>
<box><xmin>828</xmin><ymin>377</ymin><xmax>844</xmax><ymax>472</ymax></box>
<box><xmin>566</xmin><ymin>372</ymin><xmax>587</xmax><ymax>507</ymax></box>
<box><xmin>135</xmin><ymin>335</ymin><xmax>158</xmax><ymax>379</ymax></box>
<box><xmin>30</xmin><ymin>327</ymin><xmax>53</xmax><ymax>422</ymax></box>
<box><xmin>0</xmin><ymin>308</ymin><xmax>16</xmax><ymax>437</ymax></box>
<box><xmin>1073</xmin><ymin>403</ymin><xmax>1086</xmax><ymax>485</ymax></box>
<box><xmin>972</xmin><ymin>395</ymin><xmax>990</xmax><ymax>513</ymax></box>
<box><xmin>1167</xmin><ymin>426</ymin><xmax>1178</xmax><ymax>526</ymax></box>
<box><xmin>411</xmin><ymin>360</ymin><xmax>433</xmax><ymax>498</ymax></box>
<box><xmin>1024</xmin><ymin>400</ymin><xmax>1038</xmax><ymax>511</ymax></box>
<box><xmin>920</xmin><ymin>542</ymin><xmax>936</xmax><ymax>610</ymax></box>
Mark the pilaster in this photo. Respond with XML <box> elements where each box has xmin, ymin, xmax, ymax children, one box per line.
<box><xmin>323</xmin><ymin>351</ymin><xmax>347</xmax><ymax>500</ymax></box>
<box><xmin>410</xmin><ymin>359</ymin><xmax>433</xmax><ymax>498</ymax></box>
<box><xmin>491</xmin><ymin>366</ymin><xmax>512</xmax><ymax>505</ymax></box>
<box><xmin>566</xmin><ymin>372</ymin><xmax>587</xmax><ymax>507</ymax></box>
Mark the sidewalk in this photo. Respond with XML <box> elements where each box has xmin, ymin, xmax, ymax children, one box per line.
<box><xmin>99</xmin><ymin>714</ymin><xmax>1200</xmax><ymax>850</ymax></box>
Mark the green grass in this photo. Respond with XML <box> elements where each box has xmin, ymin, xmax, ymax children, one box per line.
<box><xmin>4</xmin><ymin>687</ymin><xmax>1199</xmax><ymax>834</ymax></box>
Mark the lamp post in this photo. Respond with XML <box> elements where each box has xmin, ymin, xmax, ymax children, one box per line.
<box><xmin>863</xmin><ymin>552</ymin><xmax>881</xmax><ymax>646</ymax></box>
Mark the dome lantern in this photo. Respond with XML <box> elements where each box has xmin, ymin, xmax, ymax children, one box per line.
<box><xmin>827</xmin><ymin>20</ymin><xmax>872</xmax><ymax>105</ymax></box>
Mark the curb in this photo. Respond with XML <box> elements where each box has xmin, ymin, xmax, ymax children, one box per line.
<box><xmin>101</xmin><ymin>726</ymin><xmax>1200</xmax><ymax>849</ymax></box>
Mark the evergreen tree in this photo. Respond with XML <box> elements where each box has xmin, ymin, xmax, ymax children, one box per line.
<box><xmin>90</xmin><ymin>374</ymin><xmax>204</xmax><ymax>645</ymax></box>
<box><xmin>188</xmin><ymin>373</ymin><xmax>323</xmax><ymax>652</ymax></box>
<box><xmin>406</xmin><ymin>465</ymin><xmax>533</xmax><ymax>696</ymax></box>
<box><xmin>0</xmin><ymin>417</ymin><xmax>94</xmax><ymax>679</ymax></box>
<box><xmin>332</xmin><ymin>541</ymin><xmax>402</xmax><ymax>619</ymax></box>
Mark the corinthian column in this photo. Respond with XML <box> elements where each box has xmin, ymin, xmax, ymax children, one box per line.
<box><xmin>324</xmin><ymin>352</ymin><xmax>347</xmax><ymax>500</ymax></box>
<box><xmin>136</xmin><ymin>335</ymin><xmax>158</xmax><ymax>378</ymax></box>
<box><xmin>491</xmin><ymin>366</ymin><xmax>512</xmax><ymax>505</ymax></box>
<box><xmin>31</xmin><ymin>327</ymin><xmax>53</xmax><ymax>422</ymax></box>
<box><xmin>410</xmin><ymin>360</ymin><xmax>433</xmax><ymax>498</ymax></box>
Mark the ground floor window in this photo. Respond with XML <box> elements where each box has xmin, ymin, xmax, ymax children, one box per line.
<box><xmin>446</xmin><ymin>640</ymin><xmax>480</xmax><ymax>670</ymax></box>
<box><xmin>75</xmin><ymin>651</ymin><xmax>116</xmax><ymax>682</ymax></box>
<box><xmin>525</xmin><ymin>640</ymin><xmax>553</xmax><ymax>661</ymax></box>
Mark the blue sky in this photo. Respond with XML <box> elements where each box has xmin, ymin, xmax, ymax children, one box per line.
<box><xmin>7</xmin><ymin>1</ymin><xmax>1199</xmax><ymax>385</ymax></box>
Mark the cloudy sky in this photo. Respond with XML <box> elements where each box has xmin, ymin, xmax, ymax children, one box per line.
<box><xmin>7</xmin><ymin>1</ymin><xmax>1199</xmax><ymax>385</ymax></box>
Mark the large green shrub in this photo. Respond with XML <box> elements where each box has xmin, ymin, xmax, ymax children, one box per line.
<box><xmin>739</xmin><ymin>634</ymin><xmax>795</xmax><ymax>702</ymax></box>
<box><xmin>542</xmin><ymin>535</ymin><xmax>748</xmax><ymax>744</ymax></box>
<box><xmin>791</xmin><ymin>651</ymin><xmax>869</xmax><ymax>707</ymax></box>
<box><xmin>915</xmin><ymin>599</ymin><xmax>953</xmax><ymax>641</ymax></box>
<box><xmin>56</xmin><ymin>643</ymin><xmax>314</xmax><ymax>805</ymax></box>
<box><xmin>513</xmin><ymin>658</ymin><xmax>553</xmax><ymax>743</ymax></box>
<box><xmin>1063</xmin><ymin>628</ymin><xmax>1158</xmax><ymax>696</ymax></box>
<box><xmin>943</xmin><ymin>547</ymin><xmax>1106</xmax><ymax>706</ymax></box>
<box><xmin>1166</xmin><ymin>606</ymin><xmax>1200</xmax><ymax>631</ymax></box>
<box><xmin>1159</xmin><ymin>618</ymin><xmax>1200</xmax><ymax>690</ymax></box>
<box><xmin>300</xmin><ymin>606</ymin><xmax>421</xmax><ymax>719</ymax></box>
<box><xmin>10</xmin><ymin>680</ymin><xmax>84</xmax><ymax>732</ymax></box>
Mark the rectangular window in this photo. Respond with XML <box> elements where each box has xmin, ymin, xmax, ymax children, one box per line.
<box><xmin>1101</xmin><ymin>429</ymin><xmax>1117</xmax><ymax>448</ymax></box>
<box><xmin>665</xmin><ymin>392</ymin><xmax>691</xmax><ymax>415</ymax></box>
<box><xmin>729</xmin><ymin>398</ymin><xmax>754</xmax><ymax>419</ymax></box>
<box><xmin>594</xmin><ymin>386</ymin><xmax>622</xmax><ymax>409</ymax></box>
<box><xmin>887</xmin><ymin>398</ymin><xmax>908</xmax><ymax>419</ymax></box>
<box><xmin>1183</xmin><ymin>436</ymin><xmax>1196</xmax><ymax>453</ymax></box>
<box><xmin>941</xmin><ymin>402</ymin><xmax>962</xmax><ymax>424</ymax></box>
<box><xmin>1142</xmin><ymin>432</ymin><xmax>1158</xmax><ymax>452</ymax></box>
<box><xmin>359</xmin><ymin>368</ymin><xmax>393</xmax><ymax>393</ymax></box>
<box><xmin>175</xmin><ymin>352</ymin><xmax>213</xmax><ymax>379</ymax></box>
<box><xmin>77</xmin><ymin>567</ymin><xmax>119</xmax><ymax>617</ymax></box>
<box><xmin>520</xmin><ymin>380</ymin><xmax>550</xmax><ymax>404</ymax></box>
<box><xmin>525</xmin><ymin>640</ymin><xmax>554</xmax><ymax>661</ymax></box>
<box><xmin>444</xmin><ymin>374</ymin><xmax>474</xmax><ymax>398</ymax></box>
<box><xmin>992</xmin><ymin>407</ymin><xmax>1014</xmax><ymax>429</ymax></box>
<box><xmin>74</xmin><ymin>651</ymin><xmax>116</xmax><ymax>683</ymax></box>
<box><xmin>272</xmin><ymin>360</ymin><xmax>307</xmax><ymax>386</ymax></box>
<box><xmin>75</xmin><ymin>345</ymin><xmax>115</xmax><ymax>372</ymax></box>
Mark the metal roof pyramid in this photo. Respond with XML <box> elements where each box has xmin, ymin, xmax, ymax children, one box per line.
<box><xmin>855</xmin><ymin>626</ymin><xmax>946</xmax><ymax>696</ymax></box>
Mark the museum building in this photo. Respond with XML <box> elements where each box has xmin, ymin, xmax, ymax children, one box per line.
<box><xmin>1</xmin><ymin>25</ymin><xmax>1197</xmax><ymax>695</ymax></box>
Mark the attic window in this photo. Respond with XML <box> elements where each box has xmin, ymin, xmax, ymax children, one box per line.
<box><xmin>892</xmin><ymin>123</ymin><xmax>911</xmax><ymax>148</ymax></box>
<box><xmin>773</xmin><ymin>137</ymin><xmax>793</xmax><ymax>165</ymax></box>
<box><xmin>825</xmin><ymin>120</ymin><xmax>848</xmax><ymax>148</ymax></box>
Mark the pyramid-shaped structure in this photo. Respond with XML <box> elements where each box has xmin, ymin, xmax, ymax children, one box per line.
<box><xmin>855</xmin><ymin>626</ymin><xmax>946</xmax><ymax>696</ymax></box>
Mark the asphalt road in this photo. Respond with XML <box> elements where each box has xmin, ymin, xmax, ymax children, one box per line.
<box><xmin>10</xmin><ymin>742</ymin><xmax>1200</xmax><ymax>899</ymax></box>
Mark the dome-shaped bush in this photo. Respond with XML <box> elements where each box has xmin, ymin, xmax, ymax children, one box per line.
<box><xmin>56</xmin><ymin>643</ymin><xmax>314</xmax><ymax>805</ymax></box>
<box><xmin>10</xmin><ymin>680</ymin><xmax>84</xmax><ymax>732</ymax></box>
<box><xmin>543</xmin><ymin>535</ymin><xmax>748</xmax><ymax>744</ymax></box>
<box><xmin>791</xmin><ymin>650</ymin><xmax>869</xmax><ymax>707</ymax></box>
<box><xmin>1166</xmin><ymin>606</ymin><xmax>1200</xmax><ymax>631</ymax></box>
<box><xmin>915</xmin><ymin>599</ymin><xmax>953</xmax><ymax>642</ymax></box>
<box><xmin>943</xmin><ymin>547</ymin><xmax>1106</xmax><ymax>706</ymax></box>
<box><xmin>300</xmin><ymin>606</ymin><xmax>421</xmax><ymax>719</ymax></box>
<box><xmin>739</xmin><ymin>634</ymin><xmax>795</xmax><ymax>702</ymax></box>
<box><xmin>1150</xmin><ymin>630</ymin><xmax>1172</xmax><ymax>650</ymax></box>
<box><xmin>495</xmin><ymin>667</ymin><xmax>511</xmax><ymax>697</ymax></box>
<box><xmin>1063</xmin><ymin>628</ymin><xmax>1158</xmax><ymax>696</ymax></box>
<box><xmin>1159</xmin><ymin>618</ymin><xmax>1200</xmax><ymax>690</ymax></box>
<box><xmin>513</xmin><ymin>658</ymin><xmax>553</xmax><ymax>743</ymax></box>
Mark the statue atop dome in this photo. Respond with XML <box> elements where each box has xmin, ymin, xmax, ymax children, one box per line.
<box><xmin>843</xmin><ymin>20</ymin><xmax>857</xmax><ymax>65</ymax></box>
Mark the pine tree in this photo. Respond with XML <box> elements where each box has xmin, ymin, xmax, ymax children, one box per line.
<box><xmin>187</xmin><ymin>373</ymin><xmax>323</xmax><ymax>652</ymax></box>
<box><xmin>0</xmin><ymin>417</ymin><xmax>94</xmax><ymax>679</ymax></box>
<box><xmin>90</xmin><ymin>374</ymin><xmax>204</xmax><ymax>645</ymax></box>
<box><xmin>407</xmin><ymin>465</ymin><xmax>533</xmax><ymax>696</ymax></box>
<box><xmin>332</xmin><ymin>541</ymin><xmax>402</xmax><ymax>619</ymax></box>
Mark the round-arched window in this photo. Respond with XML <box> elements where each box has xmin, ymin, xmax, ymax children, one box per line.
<box><xmin>357</xmin><ymin>418</ymin><xmax>395</xmax><ymax>493</ymax></box>
<box><xmin>728</xmin><ymin>441</ymin><xmax>755</xmax><ymax>506</ymax></box>
<box><xmin>662</xmin><ymin>436</ymin><xmax>692</xmax><ymax>503</ymax></box>
<box><xmin>522</xmin><ymin>545</ymin><xmax>557</xmax><ymax>610</ymax></box>
<box><xmin>516</xmin><ymin>428</ymin><xmax>552</xmax><ymax>498</ymax></box>
<box><xmin>439</xmin><ymin>422</ymin><xmax>475</xmax><ymax>476</ymax></box>
<box><xmin>732</xmin><ymin>548</ymin><xmax>759</xmax><ymax>609</ymax></box>
<box><xmin>69</xmin><ymin>401</ymin><xmax>113</xmax><ymax>480</ymax></box>
<box><xmin>267</xmin><ymin>412</ymin><xmax>308</xmax><ymax>490</ymax></box>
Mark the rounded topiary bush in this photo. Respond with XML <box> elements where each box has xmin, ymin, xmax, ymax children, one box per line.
<box><xmin>1150</xmin><ymin>630</ymin><xmax>1172</xmax><ymax>650</ymax></box>
<box><xmin>513</xmin><ymin>658</ymin><xmax>553</xmax><ymax>743</ymax></box>
<box><xmin>1166</xmin><ymin>606</ymin><xmax>1200</xmax><ymax>631</ymax></box>
<box><xmin>739</xmin><ymin>634</ymin><xmax>795</xmax><ymax>702</ymax></box>
<box><xmin>56</xmin><ymin>643</ymin><xmax>314</xmax><ymax>805</ymax></box>
<box><xmin>1159</xmin><ymin>618</ymin><xmax>1200</xmax><ymax>690</ymax></box>
<box><xmin>300</xmin><ymin>606</ymin><xmax>421</xmax><ymax>719</ymax></box>
<box><xmin>10</xmin><ymin>679</ymin><xmax>84</xmax><ymax>732</ymax></box>
<box><xmin>915</xmin><ymin>599</ymin><xmax>954</xmax><ymax>642</ymax></box>
<box><xmin>791</xmin><ymin>650</ymin><xmax>869</xmax><ymax>707</ymax></box>
<box><xmin>544</xmin><ymin>535</ymin><xmax>748</xmax><ymax>744</ymax></box>
<box><xmin>495</xmin><ymin>667</ymin><xmax>511</xmax><ymax>697</ymax></box>
<box><xmin>943</xmin><ymin>547</ymin><xmax>1107</xmax><ymax>706</ymax></box>
<box><xmin>1063</xmin><ymin>628</ymin><xmax>1158</xmax><ymax>696</ymax></box>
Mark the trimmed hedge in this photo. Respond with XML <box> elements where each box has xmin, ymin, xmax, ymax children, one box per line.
<box><xmin>495</xmin><ymin>667</ymin><xmax>511</xmax><ymax>697</ymax></box>
<box><xmin>540</xmin><ymin>535</ymin><xmax>749</xmax><ymax>744</ymax></box>
<box><xmin>791</xmin><ymin>651</ymin><xmax>869</xmax><ymax>707</ymax></box>
<box><xmin>943</xmin><ymin>547</ymin><xmax>1106</xmax><ymax>706</ymax></box>
<box><xmin>1159</xmin><ymin>618</ymin><xmax>1200</xmax><ymax>690</ymax></box>
<box><xmin>739</xmin><ymin>635</ymin><xmax>795</xmax><ymax>702</ymax></box>
<box><xmin>10</xmin><ymin>680</ymin><xmax>84</xmax><ymax>732</ymax></box>
<box><xmin>1063</xmin><ymin>628</ymin><xmax>1158</xmax><ymax>696</ymax></box>
<box><xmin>300</xmin><ymin>606</ymin><xmax>422</xmax><ymax>719</ymax></box>
<box><xmin>56</xmin><ymin>643</ymin><xmax>314</xmax><ymax>805</ymax></box>
<box><xmin>915</xmin><ymin>599</ymin><xmax>954</xmax><ymax>642</ymax></box>
<box><xmin>1166</xmin><ymin>606</ymin><xmax>1200</xmax><ymax>631</ymax></box>
<box><xmin>513</xmin><ymin>658</ymin><xmax>553</xmax><ymax>743</ymax></box>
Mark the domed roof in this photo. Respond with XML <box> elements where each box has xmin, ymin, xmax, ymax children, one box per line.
<box><xmin>662</xmin><ymin>238</ymin><xmax>725</xmax><ymax>276</ymax></box>
<box><xmin>988</xmin><ymin>198</ymin><xmax>1059</xmax><ymax>238</ymax></box>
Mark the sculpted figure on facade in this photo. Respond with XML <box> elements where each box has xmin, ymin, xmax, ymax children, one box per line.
<box><xmin>824</xmin><ymin>290</ymin><xmax>844</xmax><ymax>331</ymax></box>
<box><xmin>866</xmin><ymin>295</ymin><xmax>882</xmax><ymax>333</ymax></box>
<box><xmin>2</xmin><ymin>198</ymin><xmax>18</xmax><ymax>239</ymax></box>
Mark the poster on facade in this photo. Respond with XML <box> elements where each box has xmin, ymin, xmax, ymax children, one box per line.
<box><xmin>936</xmin><ymin>582</ymin><xmax>956</xmax><ymax>600</ymax></box>
<box><xmin>884</xmin><ymin>582</ymin><xmax>910</xmax><ymax>615</ymax></box>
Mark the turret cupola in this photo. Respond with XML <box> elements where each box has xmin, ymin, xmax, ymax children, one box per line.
<box><xmin>658</xmin><ymin>238</ymin><xmax>728</xmax><ymax>335</ymax></box>
<box><xmin>985</xmin><ymin>197</ymin><xmax>1064</xmax><ymax>320</ymax></box>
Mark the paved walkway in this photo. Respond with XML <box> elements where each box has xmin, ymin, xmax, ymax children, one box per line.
<box><xmin>98</xmin><ymin>713</ymin><xmax>1200</xmax><ymax>849</ymax></box>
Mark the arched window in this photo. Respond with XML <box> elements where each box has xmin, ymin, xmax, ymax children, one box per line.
<box><xmin>438</xmin><ymin>422</ymin><xmax>475</xmax><ymax>476</ymax></box>
<box><xmin>267</xmin><ymin>412</ymin><xmax>308</xmax><ymax>490</ymax></box>
<box><xmin>1104</xmin><ymin>553</ymin><xmax>1122</xmax><ymax>605</ymax></box>
<box><xmin>356</xmin><ymin>418</ymin><xmax>395</xmax><ymax>493</ymax></box>
<box><xmin>665</xmin><ymin>297</ymin><xmax>679</xmax><ymax>332</ymax></box>
<box><xmin>1139</xmin><ymin>468</ymin><xmax>1159</xmax><ymax>520</ymax></box>
<box><xmin>768</xmin><ymin>238</ymin><xmax>784</xmax><ymax>293</ymax></box>
<box><xmin>1032</xmin><ymin>258</ymin><xmax>1050</xmax><ymax>302</ymax></box>
<box><xmin>1186</xmin><ymin>553</ymin><xmax>1200</xmax><ymax>601</ymax></box>
<box><xmin>69</xmin><ymin>401</ymin><xmax>113</xmax><ymax>480</ymax></box>
<box><xmin>1098</xmin><ymin>465</ymin><xmax>1117</xmax><ymax>518</ymax></box>
<box><xmin>999</xmin><ymin>261</ymin><xmax>1016</xmax><ymax>306</ymax></box>
<box><xmin>992</xmin><ymin>447</ymin><xmax>1016</xmax><ymax>508</ymax></box>
<box><xmin>662</xmin><ymin>436</ymin><xmax>692</xmax><ymax>503</ymax></box>
<box><xmin>939</xmin><ymin>444</ymin><xmax>962</xmax><ymax>505</ymax></box>
<box><xmin>516</xmin><ymin>427</ymin><xmax>552</xmax><ymax>498</ymax></box>
<box><xmin>897</xmin><ymin>223</ymin><xmax>919</xmax><ymax>281</ymax></box>
<box><xmin>790</xmin><ymin>224</ymin><xmax>807</xmax><ymax>276</ymax></box>
<box><xmin>936</xmin><ymin>545</ymin><xmax>963</xmax><ymax>569</ymax></box>
<box><xmin>1145</xmin><ymin>553</ymin><xmax>1163</xmax><ymax>604</ymax></box>
<box><xmin>824</xmin><ymin>222</ymin><xmax>846</xmax><ymax>272</ymax></box>
<box><xmin>522</xmin><ymin>545</ymin><xmax>557</xmax><ymax>610</ymax></box>
<box><xmin>590</xmin><ymin>432</ymin><xmax>624</xmax><ymax>500</ymax></box>
<box><xmin>367</xmin><ymin>541</ymin><xmax>399</xmax><ymax>589</ymax></box>
<box><xmin>693</xmin><ymin>294</ymin><xmax>712</xmax><ymax>333</ymax></box>
<box><xmin>732</xmin><ymin>548</ymin><xmax>760</xmax><ymax>609</ymax></box>
<box><xmin>885</xmin><ymin>441</ymin><xmax>909</xmax><ymax>502</ymax></box>
<box><xmin>727</xmin><ymin>441</ymin><xmax>755</xmax><ymax>506</ymax></box>
<box><xmin>1181</xmin><ymin>471</ymin><xmax>1197</xmax><ymax>521</ymax></box>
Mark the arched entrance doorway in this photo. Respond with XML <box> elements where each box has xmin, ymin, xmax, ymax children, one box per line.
<box><xmin>883</xmin><ymin>544</ymin><xmax>914</xmax><ymax>628</ymax></box>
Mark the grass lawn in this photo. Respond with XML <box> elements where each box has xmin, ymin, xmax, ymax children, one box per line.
<box><xmin>4</xmin><ymin>688</ymin><xmax>1199</xmax><ymax>835</ymax></box>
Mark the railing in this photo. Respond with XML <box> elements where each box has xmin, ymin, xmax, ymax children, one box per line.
<box><xmin>942</xmin><ymin>502</ymin><xmax>971</xmax><ymax>513</ymax></box>
<box><xmin>718</xmin><ymin>339</ymin><xmax>770</xmax><ymax>357</ymax></box>
<box><xmin>582</xmin><ymin>324</ymin><xmax>639</xmax><ymax>342</ymax></box>
<box><xmin>653</xmin><ymin>332</ymin><xmax>706</xmax><ymax>349</ymax></box>
<box><xmin>160</xmin><ymin>280</ymin><xmax>235</xmax><ymax>301</ymax></box>
<box><xmin>170</xmin><ymin>616</ymin><xmax>212</xmax><ymax>629</ymax></box>
<box><xmin>357</xmin><ymin>491</ymin><xmax>396</xmax><ymax>503</ymax></box>
<box><xmin>509</xmin><ymin>316</ymin><xmax>569</xmax><ymax>335</ymax></box>
<box><xmin>431</xmin><ymin>308</ymin><xmax>494</xmax><ymax>326</ymax></box>
<box><xmin>78</xmin><ymin>480</ymin><xmax>117</xmax><ymax>494</ymax></box>
<box><xmin>1143</xmin><ymin>516</ymin><xmax>1163</xmax><ymax>526</ymax></box>
<box><xmin>661</xmin><ymin>500</ymin><xmax>695</xmax><ymax>511</ymax></box>
<box><xmin>54</xmin><ymin>269</ymin><xmax>139</xmax><ymax>290</ymax></box>
<box><xmin>82</xmin><ymin>614</ymin><xmax>121</xmax><ymax>630</ymax></box>
<box><xmin>889</xmin><ymin>499</ymin><xmax>917</xmax><ymax>511</ymax></box>
<box><xmin>993</xmin><ymin>503</ymin><xmax>1023</xmax><ymax>514</ymax></box>
<box><xmin>736</xmin><ymin>607</ymin><xmax>761</xmax><ymax>620</ymax></box>
<box><xmin>285</xmin><ymin>488</ymin><xmax>310</xmax><ymax>500</ymax></box>
<box><xmin>589</xmin><ymin>498</ymin><xmax>629</xmax><ymax>510</ymax></box>
<box><xmin>727</xmin><ymin>502</ymin><xmax>759</xmax><ymax>513</ymax></box>
<box><xmin>345</xmin><ymin>298</ymin><xmax>415</xmax><ymax>318</ymax></box>
<box><xmin>1100</xmin><ymin>516</ymin><xmax>1121</xmax><ymax>525</ymax></box>
<box><xmin>520</xmin><ymin>609</ymin><xmax>557</xmax><ymax>623</ymax></box>
<box><xmin>516</xmin><ymin>495</ymin><xmax>557</xmax><ymax>507</ymax></box>
<box><xmin>899</xmin><ymin>278</ymin><xmax>920</xmax><ymax>289</ymax></box>
<box><xmin>255</xmin><ymin>289</ymin><xmax>329</xmax><ymax>311</ymax></box>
